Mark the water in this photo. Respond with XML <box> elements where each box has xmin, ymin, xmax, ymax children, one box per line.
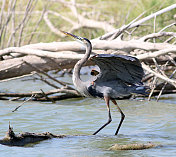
<box><xmin>0</xmin><ymin>75</ymin><xmax>176</xmax><ymax>157</ymax></box>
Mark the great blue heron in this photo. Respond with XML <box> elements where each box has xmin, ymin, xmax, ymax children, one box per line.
<box><xmin>62</xmin><ymin>31</ymin><xmax>149</xmax><ymax>135</ymax></box>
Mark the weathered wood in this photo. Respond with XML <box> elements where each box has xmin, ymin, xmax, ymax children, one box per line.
<box><xmin>1</xmin><ymin>40</ymin><xmax>176</xmax><ymax>56</ymax></box>
<box><xmin>152</xmin><ymin>90</ymin><xmax>176</xmax><ymax>96</ymax></box>
<box><xmin>0</xmin><ymin>125</ymin><xmax>66</xmax><ymax>146</ymax></box>
<box><xmin>0</xmin><ymin>81</ymin><xmax>175</xmax><ymax>101</ymax></box>
<box><xmin>35</xmin><ymin>93</ymin><xmax>82</xmax><ymax>101</ymax></box>
<box><xmin>0</xmin><ymin>55</ymin><xmax>78</xmax><ymax>81</ymax></box>
<box><xmin>0</xmin><ymin>42</ymin><xmax>175</xmax><ymax>81</ymax></box>
<box><xmin>108</xmin><ymin>143</ymin><xmax>159</xmax><ymax>150</ymax></box>
<box><xmin>0</xmin><ymin>55</ymin><xmax>94</xmax><ymax>81</ymax></box>
<box><xmin>0</xmin><ymin>88</ymin><xmax>81</xmax><ymax>101</ymax></box>
<box><xmin>100</xmin><ymin>4</ymin><xmax>176</xmax><ymax>40</ymax></box>
<box><xmin>0</xmin><ymin>125</ymin><xmax>160</xmax><ymax>148</ymax></box>
<box><xmin>142</xmin><ymin>63</ymin><xmax>176</xmax><ymax>87</ymax></box>
<box><xmin>137</xmin><ymin>48</ymin><xmax>176</xmax><ymax>60</ymax></box>
<box><xmin>0</xmin><ymin>3</ymin><xmax>175</xmax><ymax>99</ymax></box>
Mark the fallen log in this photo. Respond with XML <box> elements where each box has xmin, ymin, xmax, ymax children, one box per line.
<box><xmin>152</xmin><ymin>82</ymin><xmax>176</xmax><ymax>96</ymax></box>
<box><xmin>0</xmin><ymin>82</ymin><xmax>175</xmax><ymax>101</ymax></box>
<box><xmin>108</xmin><ymin>143</ymin><xmax>160</xmax><ymax>150</ymax></box>
<box><xmin>1</xmin><ymin>40</ymin><xmax>175</xmax><ymax>56</ymax></box>
<box><xmin>0</xmin><ymin>54</ymin><xmax>94</xmax><ymax>81</ymax></box>
<box><xmin>0</xmin><ymin>55</ymin><xmax>78</xmax><ymax>81</ymax></box>
<box><xmin>0</xmin><ymin>124</ymin><xmax>160</xmax><ymax>149</ymax></box>
<box><xmin>0</xmin><ymin>4</ymin><xmax>175</xmax><ymax>99</ymax></box>
<box><xmin>0</xmin><ymin>88</ymin><xmax>80</xmax><ymax>98</ymax></box>
<box><xmin>0</xmin><ymin>125</ymin><xmax>66</xmax><ymax>146</ymax></box>
<box><xmin>152</xmin><ymin>89</ymin><xmax>176</xmax><ymax>96</ymax></box>
<box><xmin>0</xmin><ymin>88</ymin><xmax>82</xmax><ymax>102</ymax></box>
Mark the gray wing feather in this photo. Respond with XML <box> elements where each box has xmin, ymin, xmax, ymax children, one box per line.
<box><xmin>90</xmin><ymin>54</ymin><xmax>144</xmax><ymax>85</ymax></box>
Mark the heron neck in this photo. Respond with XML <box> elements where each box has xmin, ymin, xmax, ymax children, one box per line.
<box><xmin>72</xmin><ymin>43</ymin><xmax>92</xmax><ymax>94</ymax></box>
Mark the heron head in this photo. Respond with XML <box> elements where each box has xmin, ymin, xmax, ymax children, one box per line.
<box><xmin>61</xmin><ymin>31</ymin><xmax>91</xmax><ymax>45</ymax></box>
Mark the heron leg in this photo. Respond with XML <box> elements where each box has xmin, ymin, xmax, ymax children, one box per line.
<box><xmin>93</xmin><ymin>96</ymin><xmax>112</xmax><ymax>135</ymax></box>
<box><xmin>111</xmin><ymin>99</ymin><xmax>125</xmax><ymax>135</ymax></box>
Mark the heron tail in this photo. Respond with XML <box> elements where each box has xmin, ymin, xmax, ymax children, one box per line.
<box><xmin>130</xmin><ymin>85</ymin><xmax>150</xmax><ymax>96</ymax></box>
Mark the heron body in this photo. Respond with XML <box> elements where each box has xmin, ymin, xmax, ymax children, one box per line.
<box><xmin>88</xmin><ymin>80</ymin><xmax>133</xmax><ymax>99</ymax></box>
<box><xmin>62</xmin><ymin>31</ymin><xmax>149</xmax><ymax>135</ymax></box>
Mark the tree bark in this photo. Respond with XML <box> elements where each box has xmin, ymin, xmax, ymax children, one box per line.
<box><xmin>0</xmin><ymin>3</ymin><xmax>176</xmax><ymax>100</ymax></box>
<box><xmin>0</xmin><ymin>55</ymin><xmax>80</xmax><ymax>81</ymax></box>
<box><xmin>0</xmin><ymin>40</ymin><xmax>176</xmax><ymax>81</ymax></box>
<box><xmin>109</xmin><ymin>143</ymin><xmax>159</xmax><ymax>150</ymax></box>
<box><xmin>0</xmin><ymin>125</ymin><xmax>66</xmax><ymax>146</ymax></box>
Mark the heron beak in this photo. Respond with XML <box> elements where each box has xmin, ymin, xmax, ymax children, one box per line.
<box><xmin>61</xmin><ymin>31</ymin><xmax>84</xmax><ymax>42</ymax></box>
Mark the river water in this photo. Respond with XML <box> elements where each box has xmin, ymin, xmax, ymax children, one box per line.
<box><xmin>0</xmin><ymin>73</ymin><xmax>176</xmax><ymax>157</ymax></box>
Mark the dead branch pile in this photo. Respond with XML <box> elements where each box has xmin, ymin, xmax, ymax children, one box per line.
<box><xmin>0</xmin><ymin>1</ymin><xmax>176</xmax><ymax>102</ymax></box>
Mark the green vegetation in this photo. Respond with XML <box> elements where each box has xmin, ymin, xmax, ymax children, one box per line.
<box><xmin>0</xmin><ymin>0</ymin><xmax>175</xmax><ymax>48</ymax></box>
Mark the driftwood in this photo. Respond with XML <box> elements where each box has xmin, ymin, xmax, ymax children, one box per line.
<box><xmin>1</xmin><ymin>40</ymin><xmax>175</xmax><ymax>81</ymax></box>
<box><xmin>0</xmin><ymin>124</ymin><xmax>159</xmax><ymax>149</ymax></box>
<box><xmin>1</xmin><ymin>80</ymin><xmax>175</xmax><ymax>102</ymax></box>
<box><xmin>0</xmin><ymin>0</ymin><xmax>175</xmax><ymax>151</ymax></box>
<box><xmin>0</xmin><ymin>87</ymin><xmax>82</xmax><ymax>103</ymax></box>
<box><xmin>0</xmin><ymin>124</ymin><xmax>66</xmax><ymax>146</ymax></box>
<box><xmin>0</xmin><ymin>88</ymin><xmax>80</xmax><ymax>98</ymax></box>
<box><xmin>0</xmin><ymin>2</ymin><xmax>176</xmax><ymax>101</ymax></box>
<box><xmin>108</xmin><ymin>143</ymin><xmax>160</xmax><ymax>150</ymax></box>
<box><xmin>1</xmin><ymin>4</ymin><xmax>176</xmax><ymax>80</ymax></box>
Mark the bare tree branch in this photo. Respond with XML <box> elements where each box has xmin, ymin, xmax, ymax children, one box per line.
<box><xmin>99</xmin><ymin>4</ymin><xmax>176</xmax><ymax>40</ymax></box>
<box><xmin>139</xmin><ymin>32</ymin><xmax>176</xmax><ymax>42</ymax></box>
<box><xmin>142</xmin><ymin>63</ymin><xmax>176</xmax><ymax>87</ymax></box>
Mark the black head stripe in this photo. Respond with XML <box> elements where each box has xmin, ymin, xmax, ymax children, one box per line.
<box><xmin>83</xmin><ymin>37</ymin><xmax>91</xmax><ymax>45</ymax></box>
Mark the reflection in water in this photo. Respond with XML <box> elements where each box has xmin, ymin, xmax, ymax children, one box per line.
<box><xmin>0</xmin><ymin>76</ymin><xmax>176</xmax><ymax>156</ymax></box>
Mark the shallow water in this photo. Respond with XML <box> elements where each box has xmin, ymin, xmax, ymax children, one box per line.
<box><xmin>0</xmin><ymin>75</ymin><xmax>176</xmax><ymax>157</ymax></box>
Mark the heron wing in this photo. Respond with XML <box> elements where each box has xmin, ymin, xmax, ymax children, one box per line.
<box><xmin>90</xmin><ymin>54</ymin><xmax>144</xmax><ymax>85</ymax></box>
